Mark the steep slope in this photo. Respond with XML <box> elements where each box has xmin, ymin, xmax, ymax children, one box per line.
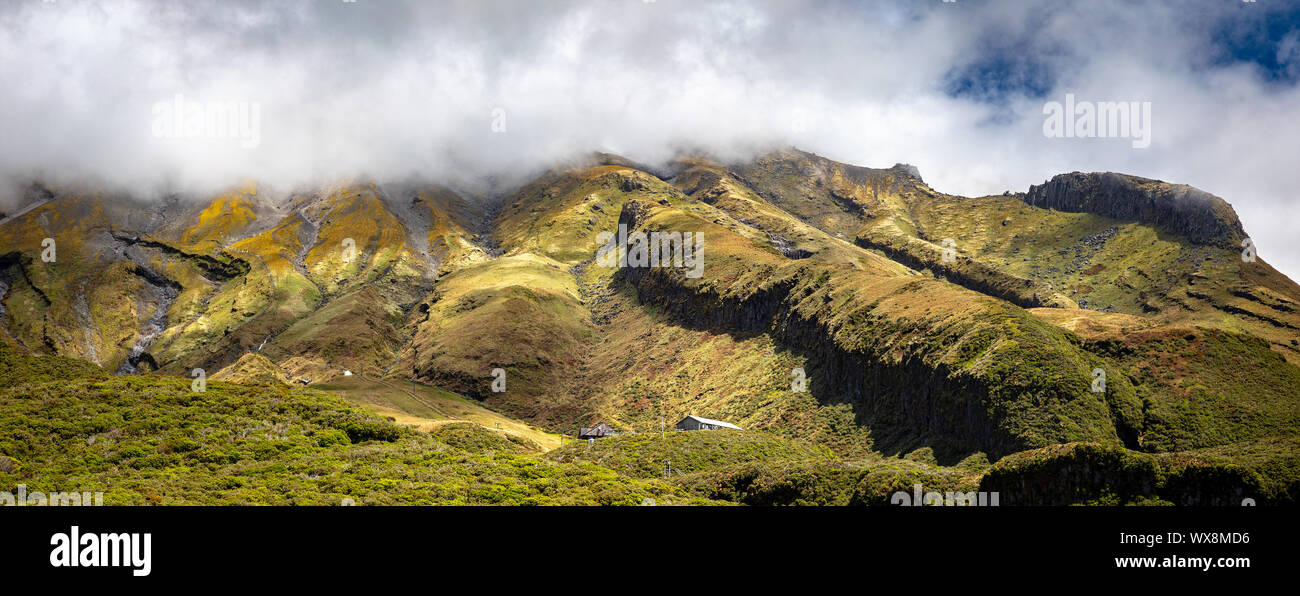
<box><xmin>1025</xmin><ymin>172</ymin><xmax>1246</xmax><ymax>247</ymax></box>
<box><xmin>0</xmin><ymin>180</ymin><xmax>487</xmax><ymax>380</ymax></box>
<box><xmin>0</xmin><ymin>190</ymin><xmax>241</xmax><ymax>371</ymax></box>
<box><xmin>723</xmin><ymin>149</ymin><xmax>1075</xmax><ymax>308</ymax></box>
<box><xmin>611</xmin><ymin>195</ymin><xmax>1143</xmax><ymax>458</ymax></box>
<box><xmin>723</xmin><ymin>151</ymin><xmax>1299</xmax><ymax>362</ymax></box>
<box><xmin>397</xmin><ymin>163</ymin><xmax>643</xmax><ymax>424</ymax></box>
<box><xmin>398</xmin><ymin>252</ymin><xmax>596</xmax><ymax>423</ymax></box>
<box><xmin>399</xmin><ymin>158</ymin><xmax>1093</xmax><ymax>458</ymax></box>
<box><xmin>902</xmin><ymin>173</ymin><xmax>1300</xmax><ymax>363</ymax></box>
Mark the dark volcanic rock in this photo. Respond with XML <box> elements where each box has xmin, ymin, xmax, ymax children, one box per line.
<box><xmin>890</xmin><ymin>163</ymin><xmax>923</xmax><ymax>183</ymax></box>
<box><xmin>1025</xmin><ymin>172</ymin><xmax>1245</xmax><ymax>248</ymax></box>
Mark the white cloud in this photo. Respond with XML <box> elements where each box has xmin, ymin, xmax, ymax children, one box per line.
<box><xmin>1</xmin><ymin>0</ymin><xmax>1296</xmax><ymax>278</ymax></box>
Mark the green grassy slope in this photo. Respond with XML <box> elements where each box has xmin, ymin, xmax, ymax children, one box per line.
<box><xmin>0</xmin><ymin>344</ymin><xmax>701</xmax><ymax>505</ymax></box>
<box><xmin>548</xmin><ymin>429</ymin><xmax>984</xmax><ymax>506</ymax></box>
<box><xmin>313</xmin><ymin>376</ymin><xmax>563</xmax><ymax>451</ymax></box>
<box><xmin>613</xmin><ymin>196</ymin><xmax>1144</xmax><ymax>458</ymax></box>
<box><xmin>548</xmin><ymin>429</ymin><xmax>834</xmax><ymax>478</ymax></box>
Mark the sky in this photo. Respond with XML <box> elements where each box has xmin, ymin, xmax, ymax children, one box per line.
<box><xmin>1</xmin><ymin>0</ymin><xmax>1298</xmax><ymax>278</ymax></box>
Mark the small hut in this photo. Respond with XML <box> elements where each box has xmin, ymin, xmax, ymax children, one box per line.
<box><xmin>674</xmin><ymin>415</ymin><xmax>743</xmax><ymax>431</ymax></box>
<box><xmin>578</xmin><ymin>422</ymin><xmax>620</xmax><ymax>439</ymax></box>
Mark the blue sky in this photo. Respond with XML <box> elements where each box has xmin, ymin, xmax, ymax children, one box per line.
<box><xmin>1208</xmin><ymin>1</ymin><xmax>1300</xmax><ymax>83</ymax></box>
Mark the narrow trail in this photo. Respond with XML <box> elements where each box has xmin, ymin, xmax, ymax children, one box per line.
<box><xmin>0</xmin><ymin>199</ymin><xmax>51</xmax><ymax>226</ymax></box>
<box><xmin>365</xmin><ymin>375</ymin><xmax>456</xmax><ymax>421</ymax></box>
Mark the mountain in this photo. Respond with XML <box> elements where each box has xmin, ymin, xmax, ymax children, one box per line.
<box><xmin>1</xmin><ymin>149</ymin><xmax>1297</xmax><ymax>505</ymax></box>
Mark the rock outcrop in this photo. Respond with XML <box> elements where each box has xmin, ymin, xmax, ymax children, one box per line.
<box><xmin>890</xmin><ymin>163</ymin><xmax>923</xmax><ymax>183</ymax></box>
<box><xmin>1025</xmin><ymin>172</ymin><xmax>1246</xmax><ymax>247</ymax></box>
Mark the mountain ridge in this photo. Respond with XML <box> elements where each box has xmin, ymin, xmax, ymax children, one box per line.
<box><xmin>2</xmin><ymin>149</ymin><xmax>1297</xmax><ymax>501</ymax></box>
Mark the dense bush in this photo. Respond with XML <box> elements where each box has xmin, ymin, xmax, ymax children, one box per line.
<box><xmin>0</xmin><ymin>361</ymin><xmax>705</xmax><ymax>505</ymax></box>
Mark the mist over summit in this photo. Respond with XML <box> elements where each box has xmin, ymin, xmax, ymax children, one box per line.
<box><xmin>3</xmin><ymin>0</ymin><xmax>1298</xmax><ymax>277</ymax></box>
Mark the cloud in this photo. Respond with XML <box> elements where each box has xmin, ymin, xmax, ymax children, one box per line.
<box><xmin>1</xmin><ymin>0</ymin><xmax>1297</xmax><ymax>278</ymax></box>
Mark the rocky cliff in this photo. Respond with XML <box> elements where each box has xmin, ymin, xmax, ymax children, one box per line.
<box><xmin>1025</xmin><ymin>172</ymin><xmax>1246</xmax><ymax>248</ymax></box>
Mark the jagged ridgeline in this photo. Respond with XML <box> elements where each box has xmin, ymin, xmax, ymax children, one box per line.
<box><xmin>1</xmin><ymin>149</ymin><xmax>1297</xmax><ymax>505</ymax></box>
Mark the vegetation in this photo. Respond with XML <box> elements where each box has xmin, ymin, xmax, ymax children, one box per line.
<box><xmin>548</xmin><ymin>428</ymin><xmax>983</xmax><ymax>506</ymax></box>
<box><xmin>0</xmin><ymin>342</ymin><xmax>105</xmax><ymax>388</ymax></box>
<box><xmin>683</xmin><ymin>457</ymin><xmax>980</xmax><ymax>506</ymax></box>
<box><xmin>548</xmin><ymin>429</ymin><xmax>833</xmax><ymax>478</ymax></box>
<box><xmin>981</xmin><ymin>440</ymin><xmax>1300</xmax><ymax>505</ymax></box>
<box><xmin>2</xmin><ymin>150</ymin><xmax>1297</xmax><ymax>506</ymax></box>
<box><xmin>314</xmin><ymin>376</ymin><xmax>562</xmax><ymax>450</ymax></box>
<box><xmin>0</xmin><ymin>346</ymin><xmax>700</xmax><ymax>505</ymax></box>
